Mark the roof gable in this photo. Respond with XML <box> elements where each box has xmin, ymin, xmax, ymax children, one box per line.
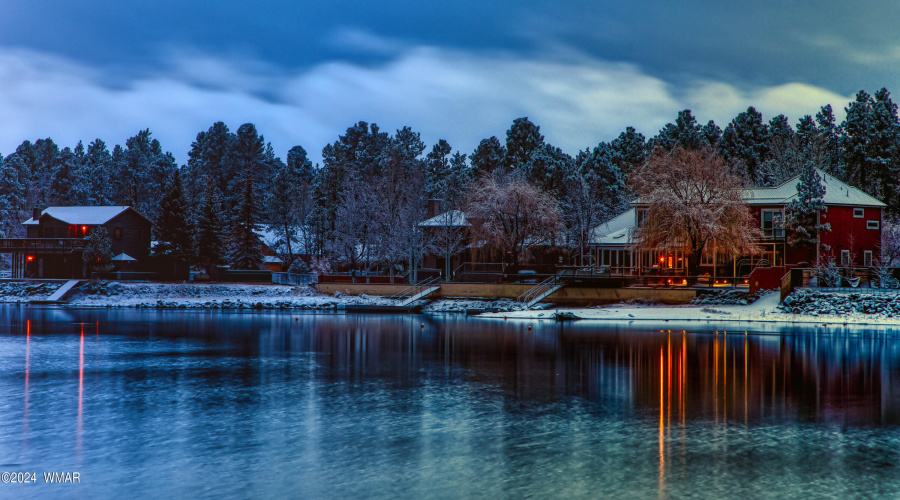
<box><xmin>23</xmin><ymin>206</ymin><xmax>148</xmax><ymax>226</ymax></box>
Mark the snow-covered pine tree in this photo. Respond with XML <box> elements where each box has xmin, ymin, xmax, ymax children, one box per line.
<box><xmin>719</xmin><ymin>107</ymin><xmax>769</xmax><ymax>183</ymax></box>
<box><xmin>83</xmin><ymin>226</ymin><xmax>114</xmax><ymax>274</ymax></box>
<box><xmin>195</xmin><ymin>184</ymin><xmax>227</xmax><ymax>271</ymax></box>
<box><xmin>505</xmin><ymin>117</ymin><xmax>544</xmax><ymax>173</ymax></box>
<box><xmin>424</xmin><ymin>139</ymin><xmax>452</xmax><ymax>200</ymax></box>
<box><xmin>228</xmin><ymin>166</ymin><xmax>262</xmax><ymax>270</ymax></box>
<box><xmin>155</xmin><ymin>170</ymin><xmax>195</xmax><ymax>263</ymax></box>
<box><xmin>86</xmin><ymin>139</ymin><xmax>113</xmax><ymax>206</ymax></box>
<box><xmin>522</xmin><ymin>143</ymin><xmax>574</xmax><ymax>201</ymax></box>
<box><xmin>0</xmin><ymin>153</ymin><xmax>25</xmax><ymax>239</ymax></box>
<box><xmin>470</xmin><ymin>136</ymin><xmax>506</xmax><ymax>178</ymax></box>
<box><xmin>785</xmin><ymin>164</ymin><xmax>830</xmax><ymax>251</ymax></box>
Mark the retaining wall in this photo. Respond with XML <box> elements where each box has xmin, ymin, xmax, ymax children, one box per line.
<box><xmin>315</xmin><ymin>282</ymin><xmax>697</xmax><ymax>305</ymax></box>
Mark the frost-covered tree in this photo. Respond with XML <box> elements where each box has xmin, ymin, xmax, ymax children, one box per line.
<box><xmin>86</xmin><ymin>139</ymin><xmax>114</xmax><ymax>206</ymax></box>
<box><xmin>228</xmin><ymin>166</ymin><xmax>262</xmax><ymax>270</ymax></box>
<box><xmin>0</xmin><ymin>153</ymin><xmax>25</xmax><ymax>238</ymax></box>
<box><xmin>563</xmin><ymin>150</ymin><xmax>609</xmax><ymax>266</ymax></box>
<box><xmin>155</xmin><ymin>170</ymin><xmax>194</xmax><ymax>263</ymax></box>
<box><xmin>195</xmin><ymin>185</ymin><xmax>227</xmax><ymax>271</ymax></box>
<box><xmin>701</xmin><ymin>120</ymin><xmax>722</xmax><ymax>149</ymax></box>
<box><xmin>465</xmin><ymin>177</ymin><xmax>562</xmax><ymax>265</ymax></box>
<box><xmin>630</xmin><ymin>147</ymin><xmax>761</xmax><ymax>281</ymax></box>
<box><xmin>720</xmin><ymin>107</ymin><xmax>769</xmax><ymax>182</ymax></box>
<box><xmin>83</xmin><ymin>226</ymin><xmax>114</xmax><ymax>274</ymax></box>
<box><xmin>841</xmin><ymin>89</ymin><xmax>900</xmax><ymax>213</ymax></box>
<box><xmin>505</xmin><ymin>117</ymin><xmax>544</xmax><ymax>172</ymax></box>
<box><xmin>523</xmin><ymin>143</ymin><xmax>574</xmax><ymax>200</ymax></box>
<box><xmin>425</xmin><ymin>139</ymin><xmax>452</xmax><ymax>200</ymax></box>
<box><xmin>470</xmin><ymin>136</ymin><xmax>506</xmax><ymax>178</ymax></box>
<box><xmin>784</xmin><ymin>164</ymin><xmax>830</xmax><ymax>252</ymax></box>
<box><xmin>652</xmin><ymin>110</ymin><xmax>702</xmax><ymax>151</ymax></box>
<box><xmin>267</xmin><ymin>145</ymin><xmax>314</xmax><ymax>267</ymax></box>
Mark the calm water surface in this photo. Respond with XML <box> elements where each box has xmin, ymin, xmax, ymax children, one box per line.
<box><xmin>2</xmin><ymin>305</ymin><xmax>900</xmax><ymax>499</ymax></box>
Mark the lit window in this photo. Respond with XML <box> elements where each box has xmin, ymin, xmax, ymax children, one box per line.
<box><xmin>867</xmin><ymin>220</ymin><xmax>880</xmax><ymax>230</ymax></box>
<box><xmin>853</xmin><ymin>208</ymin><xmax>864</xmax><ymax>218</ymax></box>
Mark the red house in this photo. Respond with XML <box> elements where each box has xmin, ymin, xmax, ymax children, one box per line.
<box><xmin>590</xmin><ymin>170</ymin><xmax>885</xmax><ymax>279</ymax></box>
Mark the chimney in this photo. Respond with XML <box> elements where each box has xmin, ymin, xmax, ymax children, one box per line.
<box><xmin>32</xmin><ymin>207</ymin><xmax>42</xmax><ymax>221</ymax></box>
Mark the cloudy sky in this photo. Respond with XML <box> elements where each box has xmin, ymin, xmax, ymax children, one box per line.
<box><xmin>0</xmin><ymin>1</ymin><xmax>898</xmax><ymax>163</ymax></box>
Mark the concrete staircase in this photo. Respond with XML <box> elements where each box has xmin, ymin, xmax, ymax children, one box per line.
<box><xmin>518</xmin><ymin>276</ymin><xmax>563</xmax><ymax>310</ymax></box>
<box><xmin>31</xmin><ymin>280</ymin><xmax>82</xmax><ymax>304</ymax></box>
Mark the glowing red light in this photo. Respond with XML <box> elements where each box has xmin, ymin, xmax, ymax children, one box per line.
<box><xmin>26</xmin><ymin>255</ymin><xmax>34</xmax><ymax>262</ymax></box>
<box><xmin>81</xmin><ymin>225</ymin><xmax>88</xmax><ymax>234</ymax></box>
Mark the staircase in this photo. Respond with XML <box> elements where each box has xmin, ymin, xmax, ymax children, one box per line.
<box><xmin>388</xmin><ymin>277</ymin><xmax>442</xmax><ymax>307</ymax></box>
<box><xmin>518</xmin><ymin>276</ymin><xmax>563</xmax><ymax>310</ymax></box>
<box><xmin>31</xmin><ymin>279</ymin><xmax>82</xmax><ymax>304</ymax></box>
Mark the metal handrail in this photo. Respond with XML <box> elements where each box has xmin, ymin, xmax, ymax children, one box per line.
<box><xmin>387</xmin><ymin>276</ymin><xmax>441</xmax><ymax>301</ymax></box>
<box><xmin>517</xmin><ymin>275</ymin><xmax>558</xmax><ymax>304</ymax></box>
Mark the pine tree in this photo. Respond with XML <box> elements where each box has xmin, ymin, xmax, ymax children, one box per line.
<box><xmin>470</xmin><ymin>136</ymin><xmax>506</xmax><ymax>177</ymax></box>
<box><xmin>83</xmin><ymin>226</ymin><xmax>114</xmax><ymax>274</ymax></box>
<box><xmin>86</xmin><ymin>139</ymin><xmax>113</xmax><ymax>206</ymax></box>
<box><xmin>155</xmin><ymin>170</ymin><xmax>194</xmax><ymax>263</ymax></box>
<box><xmin>700</xmin><ymin>120</ymin><xmax>722</xmax><ymax>148</ymax></box>
<box><xmin>505</xmin><ymin>117</ymin><xmax>544</xmax><ymax>172</ymax></box>
<box><xmin>652</xmin><ymin>110</ymin><xmax>702</xmax><ymax>151</ymax></box>
<box><xmin>0</xmin><ymin>153</ymin><xmax>25</xmax><ymax>238</ymax></box>
<box><xmin>229</xmin><ymin>167</ymin><xmax>262</xmax><ymax>270</ymax></box>
<box><xmin>720</xmin><ymin>107</ymin><xmax>769</xmax><ymax>182</ymax></box>
<box><xmin>785</xmin><ymin>164</ymin><xmax>830</xmax><ymax>251</ymax></box>
<box><xmin>523</xmin><ymin>143</ymin><xmax>574</xmax><ymax>200</ymax></box>
<box><xmin>425</xmin><ymin>139</ymin><xmax>452</xmax><ymax>200</ymax></box>
<box><xmin>610</xmin><ymin>126</ymin><xmax>647</xmax><ymax>173</ymax></box>
<box><xmin>195</xmin><ymin>185</ymin><xmax>227</xmax><ymax>271</ymax></box>
<box><xmin>841</xmin><ymin>89</ymin><xmax>900</xmax><ymax>212</ymax></box>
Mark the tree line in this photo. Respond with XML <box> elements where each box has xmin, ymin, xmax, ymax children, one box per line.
<box><xmin>1</xmin><ymin>88</ymin><xmax>899</xmax><ymax>272</ymax></box>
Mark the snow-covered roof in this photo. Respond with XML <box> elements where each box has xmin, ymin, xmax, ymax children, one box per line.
<box><xmin>744</xmin><ymin>170</ymin><xmax>886</xmax><ymax>207</ymax></box>
<box><xmin>23</xmin><ymin>206</ymin><xmax>138</xmax><ymax>226</ymax></box>
<box><xmin>262</xmin><ymin>256</ymin><xmax>283</xmax><ymax>264</ymax></box>
<box><xmin>111</xmin><ymin>253</ymin><xmax>137</xmax><ymax>261</ymax></box>
<box><xmin>418</xmin><ymin>210</ymin><xmax>469</xmax><ymax>228</ymax></box>
<box><xmin>633</xmin><ymin>169</ymin><xmax>885</xmax><ymax>208</ymax></box>
<box><xmin>589</xmin><ymin>209</ymin><xmax>636</xmax><ymax>246</ymax></box>
<box><xmin>254</xmin><ymin>227</ymin><xmax>312</xmax><ymax>255</ymax></box>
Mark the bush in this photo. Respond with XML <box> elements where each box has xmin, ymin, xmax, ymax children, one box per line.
<box><xmin>288</xmin><ymin>259</ymin><xmax>311</xmax><ymax>274</ymax></box>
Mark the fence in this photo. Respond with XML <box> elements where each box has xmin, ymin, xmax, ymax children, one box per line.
<box><xmin>272</xmin><ymin>273</ymin><xmax>316</xmax><ymax>286</ymax></box>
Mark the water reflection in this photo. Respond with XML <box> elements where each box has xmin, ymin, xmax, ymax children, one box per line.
<box><xmin>2</xmin><ymin>306</ymin><xmax>900</xmax><ymax>498</ymax></box>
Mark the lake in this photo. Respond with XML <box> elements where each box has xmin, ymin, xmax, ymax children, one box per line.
<box><xmin>1</xmin><ymin>305</ymin><xmax>900</xmax><ymax>499</ymax></box>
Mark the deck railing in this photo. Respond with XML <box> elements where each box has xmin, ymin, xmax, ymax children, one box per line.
<box><xmin>0</xmin><ymin>238</ymin><xmax>87</xmax><ymax>253</ymax></box>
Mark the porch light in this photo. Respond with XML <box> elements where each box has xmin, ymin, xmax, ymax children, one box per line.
<box><xmin>82</xmin><ymin>225</ymin><xmax>88</xmax><ymax>234</ymax></box>
<box><xmin>26</xmin><ymin>255</ymin><xmax>34</xmax><ymax>262</ymax></box>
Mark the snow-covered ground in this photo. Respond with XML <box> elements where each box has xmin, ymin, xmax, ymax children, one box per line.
<box><xmin>479</xmin><ymin>292</ymin><xmax>900</xmax><ymax>326</ymax></box>
<box><xmin>3</xmin><ymin>281</ymin><xmax>900</xmax><ymax>326</ymax></box>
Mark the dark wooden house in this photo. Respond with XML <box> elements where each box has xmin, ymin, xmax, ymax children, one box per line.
<box><xmin>1</xmin><ymin>206</ymin><xmax>152</xmax><ymax>278</ymax></box>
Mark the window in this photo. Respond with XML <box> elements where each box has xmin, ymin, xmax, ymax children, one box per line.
<box><xmin>761</xmin><ymin>210</ymin><xmax>784</xmax><ymax>238</ymax></box>
<box><xmin>868</xmin><ymin>220</ymin><xmax>880</xmax><ymax>230</ymax></box>
<box><xmin>853</xmin><ymin>208</ymin><xmax>864</xmax><ymax>218</ymax></box>
<box><xmin>864</xmin><ymin>250</ymin><xmax>873</xmax><ymax>267</ymax></box>
<box><xmin>841</xmin><ymin>250</ymin><xmax>850</xmax><ymax>267</ymax></box>
<box><xmin>114</xmin><ymin>227</ymin><xmax>123</xmax><ymax>240</ymax></box>
<box><xmin>636</xmin><ymin>209</ymin><xmax>648</xmax><ymax>227</ymax></box>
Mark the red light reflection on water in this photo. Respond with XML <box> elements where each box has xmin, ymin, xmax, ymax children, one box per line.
<box><xmin>77</xmin><ymin>323</ymin><xmax>84</xmax><ymax>456</ymax></box>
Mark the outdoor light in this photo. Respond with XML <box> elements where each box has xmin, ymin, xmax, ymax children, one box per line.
<box><xmin>82</xmin><ymin>225</ymin><xmax>88</xmax><ymax>234</ymax></box>
<box><xmin>26</xmin><ymin>255</ymin><xmax>33</xmax><ymax>262</ymax></box>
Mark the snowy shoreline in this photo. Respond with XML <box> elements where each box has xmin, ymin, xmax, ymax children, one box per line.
<box><xmin>2</xmin><ymin>281</ymin><xmax>900</xmax><ymax>326</ymax></box>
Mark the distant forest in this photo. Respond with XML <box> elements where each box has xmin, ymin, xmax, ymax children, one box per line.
<box><xmin>1</xmin><ymin>88</ymin><xmax>898</xmax><ymax>271</ymax></box>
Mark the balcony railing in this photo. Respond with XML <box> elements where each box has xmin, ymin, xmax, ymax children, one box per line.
<box><xmin>0</xmin><ymin>238</ymin><xmax>88</xmax><ymax>253</ymax></box>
